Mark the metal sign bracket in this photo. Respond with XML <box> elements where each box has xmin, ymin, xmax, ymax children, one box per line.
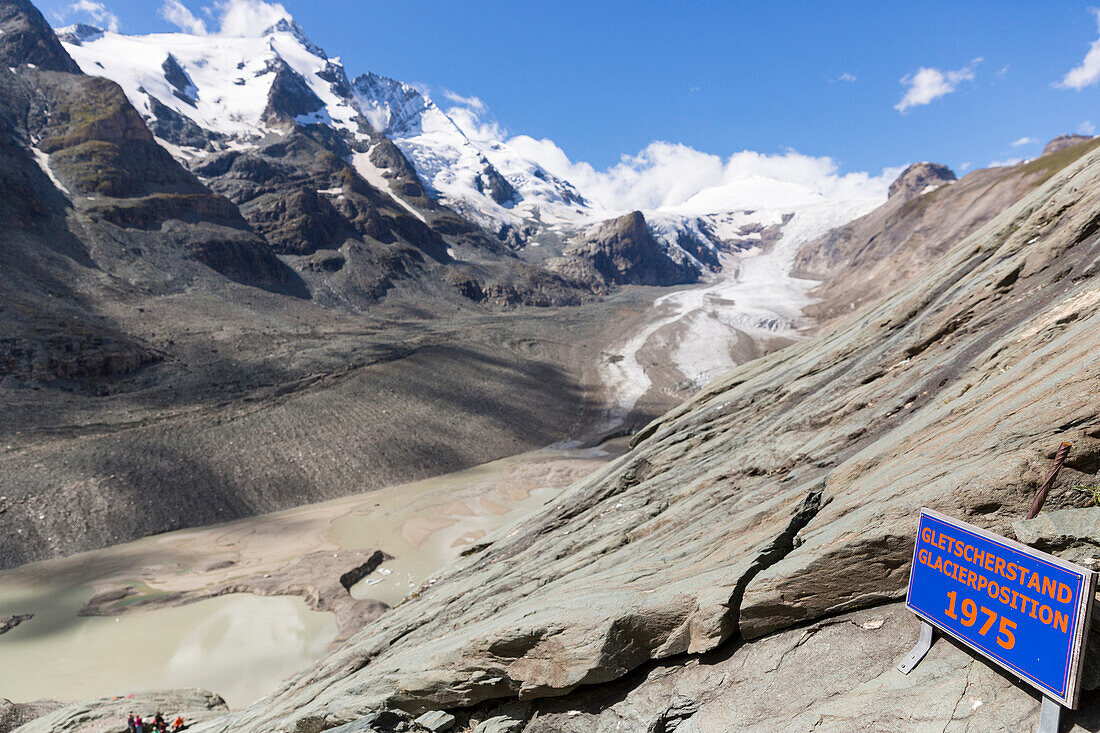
<box><xmin>897</xmin><ymin>620</ymin><xmax>936</xmax><ymax>675</ymax></box>
<box><xmin>897</xmin><ymin>621</ymin><xmax>1065</xmax><ymax>733</ymax></box>
<box><xmin>1038</xmin><ymin>696</ymin><xmax>1062</xmax><ymax>733</ymax></box>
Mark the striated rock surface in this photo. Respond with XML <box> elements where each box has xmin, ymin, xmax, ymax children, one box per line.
<box><xmin>180</xmin><ymin>126</ymin><xmax>1100</xmax><ymax>733</ymax></box>
<box><xmin>1014</xmin><ymin>508</ymin><xmax>1100</xmax><ymax>565</ymax></box>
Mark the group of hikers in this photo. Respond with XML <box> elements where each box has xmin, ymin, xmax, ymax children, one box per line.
<box><xmin>125</xmin><ymin>711</ymin><xmax>185</xmax><ymax>732</ymax></box>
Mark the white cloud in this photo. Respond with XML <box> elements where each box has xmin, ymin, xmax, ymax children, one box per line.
<box><xmin>151</xmin><ymin>0</ymin><xmax>291</xmax><ymax>37</ymax></box>
<box><xmin>444</xmin><ymin>94</ymin><xmax>507</xmax><ymax>144</ymax></box>
<box><xmin>160</xmin><ymin>0</ymin><xmax>207</xmax><ymax>34</ymax></box>
<box><xmin>996</xmin><ymin>65</ymin><xmax>1010</xmax><ymax>77</ymax></box>
<box><xmin>1011</xmin><ymin>137</ymin><xmax>1037</xmax><ymax>147</ymax></box>
<box><xmin>989</xmin><ymin>158</ymin><xmax>1023</xmax><ymax>168</ymax></box>
<box><xmin>442</xmin><ymin>90</ymin><xmax>486</xmax><ymax>111</ymax></box>
<box><xmin>215</xmin><ymin>0</ymin><xmax>291</xmax><ymax>37</ymax></box>
<box><xmin>1079</xmin><ymin>121</ymin><xmax>1096</xmax><ymax>135</ymax></box>
<box><xmin>895</xmin><ymin>58</ymin><xmax>981</xmax><ymax>113</ymax></box>
<box><xmin>959</xmin><ymin>162</ymin><xmax>972</xmax><ymax>172</ymax></box>
<box><xmin>68</xmin><ymin>0</ymin><xmax>120</xmax><ymax>32</ymax></box>
<box><xmin>1057</xmin><ymin>10</ymin><xmax>1100</xmax><ymax>90</ymax></box>
<box><xmin>507</xmin><ymin>136</ymin><xmax>899</xmax><ymax>212</ymax></box>
<box><xmin>838</xmin><ymin>72</ymin><xmax>857</xmax><ymax>83</ymax></box>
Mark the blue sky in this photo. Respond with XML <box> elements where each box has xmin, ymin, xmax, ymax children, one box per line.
<box><xmin>42</xmin><ymin>0</ymin><xmax>1100</xmax><ymax>180</ymax></box>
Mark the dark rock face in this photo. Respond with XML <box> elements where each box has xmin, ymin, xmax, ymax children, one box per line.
<box><xmin>673</xmin><ymin>226</ymin><xmax>722</xmax><ymax>271</ymax></box>
<box><xmin>0</xmin><ymin>331</ymin><xmax>161</xmax><ymax>381</ymax></box>
<box><xmin>264</xmin><ymin>59</ymin><xmax>325</xmax><ymax>122</ymax></box>
<box><xmin>551</xmin><ymin>211</ymin><xmax>698</xmax><ymax>289</ymax></box>
<box><xmin>32</xmin><ymin>73</ymin><xmax>206</xmax><ymax>197</ymax></box>
<box><xmin>446</xmin><ymin>264</ymin><xmax>590</xmax><ymax>307</ymax></box>
<box><xmin>193</xmin><ymin>128</ymin><xmax>449</xmax><ymax>293</ymax></box>
<box><xmin>162</xmin><ymin>53</ymin><xmax>197</xmax><ymax>105</ymax></box>
<box><xmin>53</xmin><ymin>23</ymin><xmax>103</xmax><ymax>45</ymax></box>
<box><xmin>0</xmin><ymin>0</ymin><xmax>81</xmax><ymax>73</ymax></box>
<box><xmin>19</xmin><ymin>69</ymin><xmax>298</xmax><ymax>294</ymax></box>
<box><xmin>316</xmin><ymin>60</ymin><xmax>352</xmax><ymax>99</ymax></box>
<box><xmin>1043</xmin><ymin>134</ymin><xmax>1093</xmax><ymax>156</ymax></box>
<box><xmin>475</xmin><ymin>159</ymin><xmax>517</xmax><ymax>206</ymax></box>
<box><xmin>886</xmin><ymin>161</ymin><xmax>956</xmax><ymax>201</ymax></box>
<box><xmin>368</xmin><ymin>138</ymin><xmax>428</xmax><ymax>199</ymax></box>
<box><xmin>145</xmin><ymin>95</ymin><xmax>219</xmax><ymax>149</ymax></box>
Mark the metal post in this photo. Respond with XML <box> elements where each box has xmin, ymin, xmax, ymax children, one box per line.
<box><xmin>1027</xmin><ymin>442</ymin><xmax>1072</xmax><ymax>519</ymax></box>
<box><xmin>897</xmin><ymin>621</ymin><xmax>936</xmax><ymax>674</ymax></box>
<box><xmin>1037</xmin><ymin>695</ymin><xmax>1061</xmax><ymax>733</ymax></box>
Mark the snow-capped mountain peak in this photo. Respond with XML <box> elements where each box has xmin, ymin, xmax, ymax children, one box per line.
<box><xmin>55</xmin><ymin>11</ymin><xmax>886</xmax><ymax>278</ymax></box>
<box><xmin>59</xmin><ymin>20</ymin><xmax>361</xmax><ymax>141</ymax></box>
<box><xmin>55</xmin><ymin>23</ymin><xmax>104</xmax><ymax>45</ymax></box>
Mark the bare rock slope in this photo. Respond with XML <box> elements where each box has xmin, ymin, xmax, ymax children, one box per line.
<box><xmin>177</xmin><ymin>136</ymin><xmax>1100</xmax><ymax>732</ymax></box>
<box><xmin>794</xmin><ymin>137</ymin><xmax>1100</xmax><ymax>325</ymax></box>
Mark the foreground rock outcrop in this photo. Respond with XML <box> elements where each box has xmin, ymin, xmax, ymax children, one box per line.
<box><xmin>0</xmin><ymin>699</ymin><xmax>60</xmax><ymax>733</ymax></box>
<box><xmin>0</xmin><ymin>614</ymin><xmax>31</xmax><ymax>636</ymax></box>
<box><xmin>15</xmin><ymin>690</ymin><xmax>227</xmax><ymax>733</ymax></box>
<box><xmin>158</xmin><ymin>105</ymin><xmax>1100</xmax><ymax>733</ymax></box>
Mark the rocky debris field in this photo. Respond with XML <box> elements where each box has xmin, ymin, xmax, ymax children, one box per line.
<box><xmin>0</xmin><ymin>297</ymin><xmax>651</xmax><ymax>570</ymax></box>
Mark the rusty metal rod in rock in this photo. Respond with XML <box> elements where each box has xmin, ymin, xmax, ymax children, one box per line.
<box><xmin>1026</xmin><ymin>441</ymin><xmax>1073</xmax><ymax>519</ymax></box>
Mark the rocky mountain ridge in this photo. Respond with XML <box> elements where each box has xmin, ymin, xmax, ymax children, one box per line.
<box><xmin>55</xmin><ymin>15</ymin><xmax>884</xmax><ymax>291</ymax></box>
<box><xmin>794</xmin><ymin>136</ymin><xmax>1100</xmax><ymax>326</ymax></box>
<box><xmin>0</xmin><ymin>0</ymin><xmax>632</xmax><ymax>570</ymax></box>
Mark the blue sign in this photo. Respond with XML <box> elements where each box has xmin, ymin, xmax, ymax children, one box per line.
<box><xmin>906</xmin><ymin>508</ymin><xmax>1096</xmax><ymax>707</ymax></box>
